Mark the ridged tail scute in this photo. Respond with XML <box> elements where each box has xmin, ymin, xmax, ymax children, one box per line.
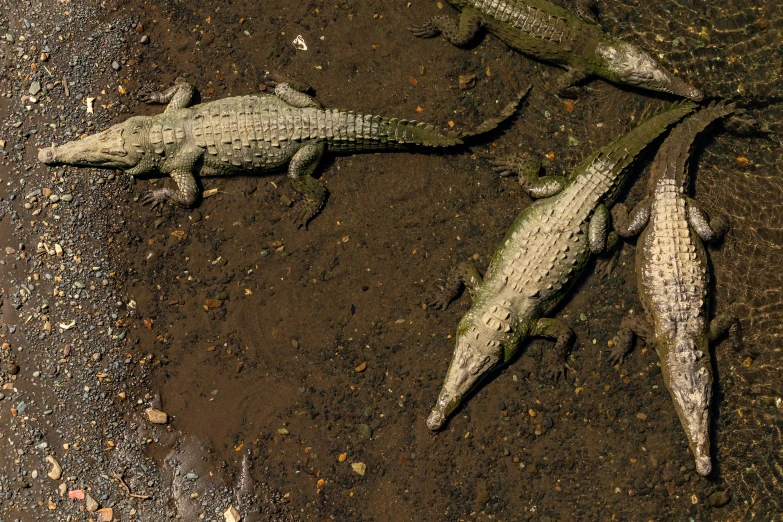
<box><xmin>571</xmin><ymin>100</ymin><xmax>699</xmax><ymax>187</ymax></box>
<box><xmin>459</xmin><ymin>85</ymin><xmax>531</xmax><ymax>140</ymax></box>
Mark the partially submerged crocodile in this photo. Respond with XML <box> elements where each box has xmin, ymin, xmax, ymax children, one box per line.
<box><xmin>425</xmin><ymin>100</ymin><xmax>697</xmax><ymax>430</ymax></box>
<box><xmin>608</xmin><ymin>102</ymin><xmax>742</xmax><ymax>476</ymax></box>
<box><xmin>38</xmin><ymin>78</ymin><xmax>526</xmax><ymax>226</ymax></box>
<box><xmin>410</xmin><ymin>0</ymin><xmax>703</xmax><ymax>101</ymax></box>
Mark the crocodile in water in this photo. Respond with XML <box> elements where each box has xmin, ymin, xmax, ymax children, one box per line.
<box><xmin>38</xmin><ymin>78</ymin><xmax>527</xmax><ymax>226</ymax></box>
<box><xmin>608</xmin><ymin>102</ymin><xmax>743</xmax><ymax>476</ymax></box>
<box><xmin>425</xmin><ymin>100</ymin><xmax>697</xmax><ymax>430</ymax></box>
<box><xmin>410</xmin><ymin>0</ymin><xmax>703</xmax><ymax>101</ymax></box>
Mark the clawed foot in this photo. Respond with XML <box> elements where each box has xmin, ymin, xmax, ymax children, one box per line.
<box><xmin>140</xmin><ymin>189</ymin><xmax>175</xmax><ymax>208</ymax></box>
<box><xmin>138</xmin><ymin>91</ymin><xmax>165</xmax><ymax>105</ymax></box>
<box><xmin>596</xmin><ymin>250</ymin><xmax>619</xmax><ymax>278</ymax></box>
<box><xmin>545</xmin><ymin>362</ymin><xmax>570</xmax><ymax>382</ymax></box>
<box><xmin>262</xmin><ymin>71</ymin><xmax>312</xmax><ymax>93</ymax></box>
<box><xmin>606</xmin><ymin>347</ymin><xmax>626</xmax><ymax>366</ymax></box>
<box><xmin>292</xmin><ymin>198</ymin><xmax>323</xmax><ymax>230</ymax></box>
<box><xmin>489</xmin><ymin>153</ymin><xmax>540</xmax><ymax>178</ymax></box>
<box><xmin>408</xmin><ymin>21</ymin><xmax>440</xmax><ymax>38</ymax></box>
<box><xmin>426</xmin><ymin>291</ymin><xmax>452</xmax><ymax>311</ymax></box>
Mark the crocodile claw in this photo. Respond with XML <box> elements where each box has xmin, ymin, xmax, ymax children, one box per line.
<box><xmin>426</xmin><ymin>293</ymin><xmax>452</xmax><ymax>311</ymax></box>
<box><xmin>140</xmin><ymin>189</ymin><xmax>174</xmax><ymax>208</ymax></box>
<box><xmin>545</xmin><ymin>363</ymin><xmax>568</xmax><ymax>382</ymax></box>
<box><xmin>408</xmin><ymin>22</ymin><xmax>440</xmax><ymax>38</ymax></box>
<box><xmin>606</xmin><ymin>348</ymin><xmax>626</xmax><ymax>366</ymax></box>
<box><xmin>293</xmin><ymin>199</ymin><xmax>322</xmax><ymax>230</ymax></box>
<box><xmin>138</xmin><ymin>91</ymin><xmax>163</xmax><ymax>105</ymax></box>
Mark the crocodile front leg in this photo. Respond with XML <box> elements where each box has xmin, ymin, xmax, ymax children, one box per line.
<box><xmin>687</xmin><ymin>200</ymin><xmax>729</xmax><ymax>242</ymax></box>
<box><xmin>490</xmin><ymin>154</ymin><xmax>565</xmax><ymax>199</ymax></box>
<box><xmin>289</xmin><ymin>142</ymin><xmax>327</xmax><ymax>228</ymax></box>
<box><xmin>609</xmin><ymin>314</ymin><xmax>651</xmax><ymax>365</ymax></box>
<box><xmin>140</xmin><ymin>148</ymin><xmax>201</xmax><ymax>207</ymax></box>
<box><xmin>138</xmin><ymin>80</ymin><xmax>195</xmax><ymax>111</ymax></box>
<box><xmin>554</xmin><ymin>67</ymin><xmax>590</xmax><ymax>98</ymax></box>
<box><xmin>427</xmin><ymin>261</ymin><xmax>483</xmax><ymax>310</ymax></box>
<box><xmin>532</xmin><ymin>318</ymin><xmax>574</xmax><ymax>381</ymax></box>
<box><xmin>263</xmin><ymin>73</ymin><xmax>323</xmax><ymax>109</ymax></box>
<box><xmin>409</xmin><ymin>10</ymin><xmax>483</xmax><ymax>46</ymax></box>
<box><xmin>611</xmin><ymin>199</ymin><xmax>651</xmax><ymax>238</ymax></box>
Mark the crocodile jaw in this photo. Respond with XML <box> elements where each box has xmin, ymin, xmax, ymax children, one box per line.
<box><xmin>596</xmin><ymin>41</ymin><xmax>704</xmax><ymax>102</ymax></box>
<box><xmin>38</xmin><ymin>122</ymin><xmax>140</xmax><ymax>169</ymax></box>
<box><xmin>427</xmin><ymin>330</ymin><xmax>503</xmax><ymax>430</ymax></box>
<box><xmin>660</xmin><ymin>339</ymin><xmax>713</xmax><ymax>476</ymax></box>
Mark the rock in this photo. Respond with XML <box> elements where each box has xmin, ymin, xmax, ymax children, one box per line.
<box><xmin>662</xmin><ymin>464</ymin><xmax>675</xmax><ymax>482</ymax></box>
<box><xmin>30</xmin><ymin>81</ymin><xmax>41</xmax><ymax>95</ymax></box>
<box><xmin>338</xmin><ymin>452</ymin><xmax>347</xmax><ymax>463</ymax></box>
<box><xmin>111</xmin><ymin>60</ymin><xmax>121</xmax><ymax>71</ymax></box>
<box><xmin>96</xmin><ymin>507</ymin><xmax>114</xmax><ymax>521</ymax></box>
<box><xmin>459</xmin><ymin>74</ymin><xmax>476</xmax><ymax>90</ymax></box>
<box><xmin>145</xmin><ymin>407</ymin><xmax>168</xmax><ymax>424</ymax></box>
<box><xmin>6</xmin><ymin>363</ymin><xmax>20</xmax><ymax>375</ymax></box>
<box><xmin>85</xmin><ymin>493</ymin><xmax>99</xmax><ymax>512</ymax></box>
<box><xmin>46</xmin><ymin>455</ymin><xmax>62</xmax><ymax>479</ymax></box>
<box><xmin>204</xmin><ymin>299</ymin><xmax>223</xmax><ymax>309</ymax></box>
<box><xmin>5</xmin><ymin>247</ymin><xmax>16</xmax><ymax>255</ymax></box>
<box><xmin>474</xmin><ymin>486</ymin><xmax>490</xmax><ymax>506</ymax></box>
<box><xmin>636</xmin><ymin>413</ymin><xmax>648</xmax><ymax>420</ymax></box>
<box><xmin>710</xmin><ymin>490</ymin><xmax>731</xmax><ymax>507</ymax></box>
<box><xmin>277</xmin><ymin>428</ymin><xmax>289</xmax><ymax>435</ymax></box>
<box><xmin>224</xmin><ymin>505</ymin><xmax>241</xmax><ymax>522</ymax></box>
<box><xmin>355</xmin><ymin>362</ymin><xmax>367</xmax><ymax>372</ymax></box>
<box><xmin>140</xmin><ymin>35</ymin><xmax>150</xmax><ymax>44</ymax></box>
<box><xmin>356</xmin><ymin>424</ymin><xmax>373</xmax><ymax>439</ymax></box>
<box><xmin>351</xmin><ymin>462</ymin><xmax>367</xmax><ymax>476</ymax></box>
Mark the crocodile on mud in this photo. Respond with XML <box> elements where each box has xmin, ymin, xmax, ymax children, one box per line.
<box><xmin>38</xmin><ymin>78</ymin><xmax>528</xmax><ymax>227</ymax></box>
<box><xmin>409</xmin><ymin>0</ymin><xmax>704</xmax><ymax>101</ymax></box>
<box><xmin>608</xmin><ymin>102</ymin><xmax>743</xmax><ymax>476</ymax></box>
<box><xmin>425</xmin><ymin>100</ymin><xmax>697</xmax><ymax>430</ymax></box>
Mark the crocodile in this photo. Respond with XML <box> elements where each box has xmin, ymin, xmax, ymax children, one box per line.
<box><xmin>37</xmin><ymin>78</ymin><xmax>527</xmax><ymax>226</ymax></box>
<box><xmin>608</xmin><ymin>102</ymin><xmax>743</xmax><ymax>476</ymax></box>
<box><xmin>409</xmin><ymin>0</ymin><xmax>703</xmax><ymax>101</ymax></box>
<box><xmin>425</xmin><ymin>100</ymin><xmax>697</xmax><ymax>430</ymax></box>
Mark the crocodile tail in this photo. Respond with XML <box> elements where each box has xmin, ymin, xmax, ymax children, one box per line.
<box><xmin>651</xmin><ymin>101</ymin><xmax>737</xmax><ymax>182</ymax></box>
<box><xmin>459</xmin><ymin>84</ymin><xmax>531</xmax><ymax>140</ymax></box>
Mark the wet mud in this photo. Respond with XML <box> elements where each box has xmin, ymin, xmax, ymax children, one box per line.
<box><xmin>1</xmin><ymin>0</ymin><xmax>781</xmax><ymax>521</ymax></box>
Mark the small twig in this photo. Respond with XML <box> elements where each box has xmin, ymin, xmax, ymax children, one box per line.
<box><xmin>63</xmin><ymin>75</ymin><xmax>69</xmax><ymax>97</ymax></box>
<box><xmin>114</xmin><ymin>472</ymin><xmax>152</xmax><ymax>500</ymax></box>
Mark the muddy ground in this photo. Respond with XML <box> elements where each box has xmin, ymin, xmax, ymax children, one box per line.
<box><xmin>1</xmin><ymin>0</ymin><xmax>781</xmax><ymax>521</ymax></box>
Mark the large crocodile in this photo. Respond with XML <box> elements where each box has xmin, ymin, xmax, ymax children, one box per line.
<box><xmin>38</xmin><ymin>78</ymin><xmax>526</xmax><ymax>226</ymax></box>
<box><xmin>425</xmin><ymin>100</ymin><xmax>697</xmax><ymax>430</ymax></box>
<box><xmin>608</xmin><ymin>102</ymin><xmax>743</xmax><ymax>476</ymax></box>
<box><xmin>409</xmin><ymin>0</ymin><xmax>703</xmax><ymax>101</ymax></box>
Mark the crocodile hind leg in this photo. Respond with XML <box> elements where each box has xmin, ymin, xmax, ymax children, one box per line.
<box><xmin>709</xmin><ymin>313</ymin><xmax>743</xmax><ymax>352</ymax></box>
<box><xmin>427</xmin><ymin>262</ymin><xmax>483</xmax><ymax>310</ymax></box>
<box><xmin>490</xmin><ymin>154</ymin><xmax>565</xmax><ymax>199</ymax></box>
<box><xmin>532</xmin><ymin>318</ymin><xmax>575</xmax><ymax>381</ymax></box>
<box><xmin>138</xmin><ymin>79</ymin><xmax>195</xmax><ymax>111</ymax></box>
<box><xmin>409</xmin><ymin>10</ymin><xmax>483</xmax><ymax>46</ymax></box>
<box><xmin>609</xmin><ymin>314</ymin><xmax>651</xmax><ymax>365</ymax></box>
<box><xmin>263</xmin><ymin>72</ymin><xmax>322</xmax><ymax>109</ymax></box>
<box><xmin>289</xmin><ymin>141</ymin><xmax>327</xmax><ymax>228</ymax></box>
<box><xmin>687</xmin><ymin>199</ymin><xmax>729</xmax><ymax>242</ymax></box>
<box><xmin>611</xmin><ymin>199</ymin><xmax>651</xmax><ymax>238</ymax></box>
